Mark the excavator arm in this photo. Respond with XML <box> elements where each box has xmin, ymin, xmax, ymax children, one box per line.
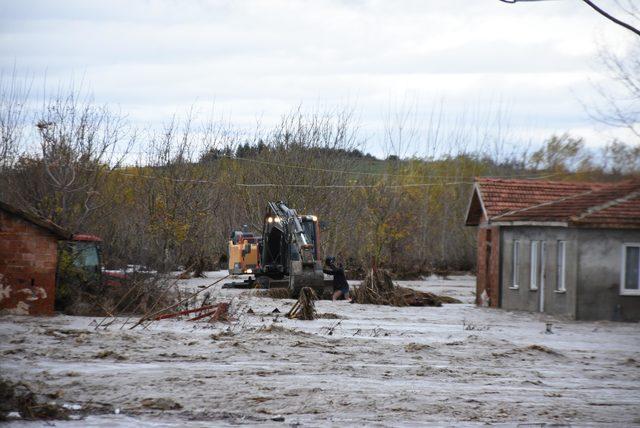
<box><xmin>262</xmin><ymin>201</ymin><xmax>325</xmax><ymax>297</ymax></box>
<box><xmin>269</xmin><ymin>202</ymin><xmax>315</xmax><ymax>265</ymax></box>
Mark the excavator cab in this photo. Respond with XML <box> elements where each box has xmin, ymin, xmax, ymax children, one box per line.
<box><xmin>259</xmin><ymin>202</ymin><xmax>325</xmax><ymax>297</ymax></box>
<box><xmin>261</xmin><ymin>212</ymin><xmax>319</xmax><ymax>276</ymax></box>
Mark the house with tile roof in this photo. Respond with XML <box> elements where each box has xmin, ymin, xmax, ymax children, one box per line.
<box><xmin>465</xmin><ymin>178</ymin><xmax>640</xmax><ymax>321</ymax></box>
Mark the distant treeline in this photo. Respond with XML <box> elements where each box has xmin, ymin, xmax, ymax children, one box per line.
<box><xmin>202</xmin><ymin>140</ymin><xmax>377</xmax><ymax>163</ymax></box>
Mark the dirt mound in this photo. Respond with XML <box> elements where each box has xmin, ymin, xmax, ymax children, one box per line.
<box><xmin>404</xmin><ymin>343</ymin><xmax>433</xmax><ymax>352</ymax></box>
<box><xmin>255</xmin><ymin>324</ymin><xmax>315</xmax><ymax>338</ymax></box>
<box><xmin>93</xmin><ymin>350</ymin><xmax>128</xmax><ymax>360</ymax></box>
<box><xmin>0</xmin><ymin>379</ymin><xmax>69</xmax><ymax>421</ymax></box>
<box><xmin>141</xmin><ymin>397</ymin><xmax>182</xmax><ymax>410</ymax></box>
<box><xmin>352</xmin><ymin>269</ymin><xmax>461</xmax><ymax>307</ymax></box>
<box><xmin>524</xmin><ymin>344</ymin><xmax>562</xmax><ymax>356</ymax></box>
<box><xmin>493</xmin><ymin>344</ymin><xmax>563</xmax><ymax>358</ymax></box>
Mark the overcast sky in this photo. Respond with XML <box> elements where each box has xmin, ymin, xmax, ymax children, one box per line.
<box><xmin>1</xmin><ymin>0</ymin><xmax>638</xmax><ymax>157</ymax></box>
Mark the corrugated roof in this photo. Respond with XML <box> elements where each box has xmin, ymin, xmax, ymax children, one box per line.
<box><xmin>468</xmin><ymin>178</ymin><xmax>640</xmax><ymax>229</ymax></box>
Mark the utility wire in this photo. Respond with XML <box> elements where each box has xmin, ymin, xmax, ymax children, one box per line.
<box><xmin>106</xmin><ymin>149</ymin><xmax>565</xmax><ymax>180</ymax></box>
<box><xmin>235</xmin><ymin>182</ymin><xmax>473</xmax><ymax>188</ymax></box>
<box><xmin>217</xmin><ymin>154</ymin><xmax>560</xmax><ymax>179</ymax></box>
<box><xmin>95</xmin><ymin>165</ymin><xmax>560</xmax><ymax>188</ymax></box>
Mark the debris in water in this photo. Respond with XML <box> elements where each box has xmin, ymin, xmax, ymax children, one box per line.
<box><xmin>287</xmin><ymin>287</ymin><xmax>317</xmax><ymax>320</ymax></box>
<box><xmin>0</xmin><ymin>378</ymin><xmax>69</xmax><ymax>421</ymax></box>
<box><xmin>353</xmin><ymin>268</ymin><xmax>461</xmax><ymax>306</ymax></box>
<box><xmin>140</xmin><ymin>397</ymin><xmax>182</xmax><ymax>410</ymax></box>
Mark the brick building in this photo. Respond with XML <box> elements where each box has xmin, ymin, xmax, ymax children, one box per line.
<box><xmin>465</xmin><ymin>178</ymin><xmax>640</xmax><ymax>321</ymax></box>
<box><xmin>0</xmin><ymin>201</ymin><xmax>71</xmax><ymax>315</ymax></box>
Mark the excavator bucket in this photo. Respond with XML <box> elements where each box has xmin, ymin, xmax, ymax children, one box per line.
<box><xmin>288</xmin><ymin>260</ymin><xmax>325</xmax><ymax>298</ymax></box>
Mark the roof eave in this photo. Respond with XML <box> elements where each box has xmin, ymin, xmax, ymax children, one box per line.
<box><xmin>569</xmin><ymin>221</ymin><xmax>640</xmax><ymax>230</ymax></box>
<box><xmin>0</xmin><ymin>200</ymin><xmax>73</xmax><ymax>240</ymax></box>
<box><xmin>464</xmin><ymin>182</ymin><xmax>489</xmax><ymax>226</ymax></box>
<box><xmin>490</xmin><ymin>221</ymin><xmax>569</xmax><ymax>227</ymax></box>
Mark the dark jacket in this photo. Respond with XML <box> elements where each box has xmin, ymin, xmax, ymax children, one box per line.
<box><xmin>323</xmin><ymin>263</ymin><xmax>349</xmax><ymax>291</ymax></box>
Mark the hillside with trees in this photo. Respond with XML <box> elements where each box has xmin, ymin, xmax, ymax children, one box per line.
<box><xmin>0</xmin><ymin>82</ymin><xmax>638</xmax><ymax>276</ymax></box>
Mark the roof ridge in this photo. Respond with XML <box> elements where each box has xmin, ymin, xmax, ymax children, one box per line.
<box><xmin>475</xmin><ymin>177</ymin><xmax>606</xmax><ymax>187</ymax></box>
<box><xmin>491</xmin><ymin>187</ymin><xmax>600</xmax><ymax>222</ymax></box>
<box><xmin>572</xmin><ymin>187</ymin><xmax>640</xmax><ymax>222</ymax></box>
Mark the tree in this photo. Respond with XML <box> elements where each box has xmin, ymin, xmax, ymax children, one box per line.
<box><xmin>499</xmin><ymin>0</ymin><xmax>640</xmax><ymax>37</ymax></box>
<box><xmin>530</xmin><ymin>134</ymin><xmax>592</xmax><ymax>173</ymax></box>
<box><xmin>592</xmin><ymin>41</ymin><xmax>640</xmax><ymax>143</ymax></box>
<box><xmin>0</xmin><ymin>70</ymin><xmax>29</xmax><ymax>172</ymax></box>
<box><xmin>2</xmin><ymin>89</ymin><xmax>133</xmax><ymax>231</ymax></box>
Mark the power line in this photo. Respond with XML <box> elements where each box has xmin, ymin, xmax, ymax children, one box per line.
<box><xmin>98</xmin><ymin>165</ymin><xmax>560</xmax><ymax>188</ymax></box>
<box><xmin>218</xmin><ymin>154</ymin><xmax>558</xmax><ymax>180</ymax></box>
<box><xmin>107</xmin><ymin>150</ymin><xmax>564</xmax><ymax>180</ymax></box>
<box><xmin>235</xmin><ymin>182</ymin><xmax>473</xmax><ymax>188</ymax></box>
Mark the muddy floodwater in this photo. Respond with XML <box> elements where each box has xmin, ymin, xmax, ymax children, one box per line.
<box><xmin>1</xmin><ymin>272</ymin><xmax>639</xmax><ymax>426</ymax></box>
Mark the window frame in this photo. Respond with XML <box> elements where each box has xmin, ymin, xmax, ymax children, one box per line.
<box><xmin>556</xmin><ymin>240</ymin><xmax>566</xmax><ymax>292</ymax></box>
<box><xmin>511</xmin><ymin>240</ymin><xmax>520</xmax><ymax>289</ymax></box>
<box><xmin>530</xmin><ymin>241</ymin><xmax>539</xmax><ymax>290</ymax></box>
<box><xmin>620</xmin><ymin>243</ymin><xmax>640</xmax><ymax>296</ymax></box>
<box><xmin>540</xmin><ymin>241</ymin><xmax>547</xmax><ymax>311</ymax></box>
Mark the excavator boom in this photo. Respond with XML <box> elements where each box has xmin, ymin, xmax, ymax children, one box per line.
<box><xmin>261</xmin><ymin>201</ymin><xmax>325</xmax><ymax>297</ymax></box>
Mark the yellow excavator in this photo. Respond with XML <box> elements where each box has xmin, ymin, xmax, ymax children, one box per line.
<box><xmin>227</xmin><ymin>227</ymin><xmax>260</xmax><ymax>275</ymax></box>
<box><xmin>225</xmin><ymin>202</ymin><xmax>329</xmax><ymax>298</ymax></box>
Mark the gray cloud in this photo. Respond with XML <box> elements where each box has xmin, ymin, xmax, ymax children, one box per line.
<box><xmin>0</xmin><ymin>0</ymin><xmax>637</xmax><ymax>155</ymax></box>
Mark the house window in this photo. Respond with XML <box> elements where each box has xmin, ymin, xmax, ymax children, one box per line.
<box><xmin>622</xmin><ymin>244</ymin><xmax>640</xmax><ymax>296</ymax></box>
<box><xmin>530</xmin><ymin>241</ymin><xmax>539</xmax><ymax>290</ymax></box>
<box><xmin>512</xmin><ymin>240</ymin><xmax>520</xmax><ymax>288</ymax></box>
<box><xmin>556</xmin><ymin>241</ymin><xmax>566</xmax><ymax>292</ymax></box>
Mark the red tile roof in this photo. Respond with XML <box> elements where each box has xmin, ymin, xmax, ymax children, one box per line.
<box><xmin>468</xmin><ymin>178</ymin><xmax>640</xmax><ymax>229</ymax></box>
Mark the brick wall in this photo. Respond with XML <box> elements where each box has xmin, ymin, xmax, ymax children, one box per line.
<box><xmin>475</xmin><ymin>226</ymin><xmax>500</xmax><ymax>308</ymax></box>
<box><xmin>0</xmin><ymin>210</ymin><xmax>59</xmax><ymax>315</ymax></box>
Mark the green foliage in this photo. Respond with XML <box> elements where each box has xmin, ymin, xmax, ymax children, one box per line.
<box><xmin>530</xmin><ymin>134</ymin><xmax>591</xmax><ymax>173</ymax></box>
<box><xmin>2</xmin><ymin>103</ymin><xmax>639</xmax><ymax>275</ymax></box>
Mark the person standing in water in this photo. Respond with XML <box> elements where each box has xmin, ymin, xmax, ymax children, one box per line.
<box><xmin>323</xmin><ymin>256</ymin><xmax>351</xmax><ymax>302</ymax></box>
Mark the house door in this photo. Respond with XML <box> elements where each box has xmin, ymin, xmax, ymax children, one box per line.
<box><xmin>539</xmin><ymin>242</ymin><xmax>546</xmax><ymax>313</ymax></box>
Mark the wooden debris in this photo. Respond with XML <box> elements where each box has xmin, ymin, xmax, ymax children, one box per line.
<box><xmin>190</xmin><ymin>302</ymin><xmax>230</xmax><ymax>322</ymax></box>
<box><xmin>352</xmin><ymin>269</ymin><xmax>405</xmax><ymax>306</ymax></box>
<box><xmin>153</xmin><ymin>304</ymin><xmax>216</xmax><ymax>320</ymax></box>
<box><xmin>352</xmin><ymin>268</ymin><xmax>461</xmax><ymax>307</ymax></box>
<box><xmin>286</xmin><ymin>287</ymin><xmax>317</xmax><ymax>320</ymax></box>
<box><xmin>129</xmin><ymin>275</ymin><xmax>229</xmax><ymax>329</ymax></box>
